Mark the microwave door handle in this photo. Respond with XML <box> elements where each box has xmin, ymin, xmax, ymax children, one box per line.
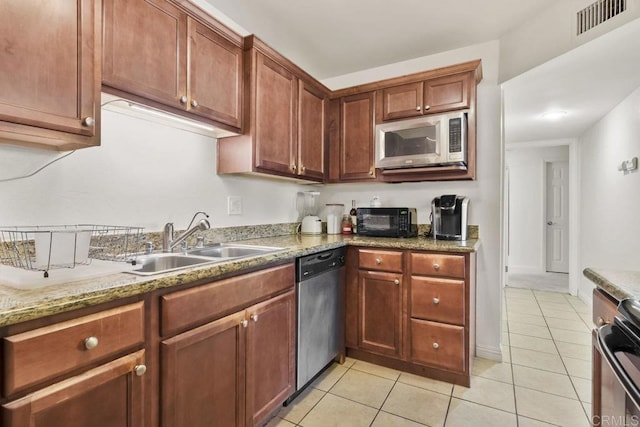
<box><xmin>597</xmin><ymin>322</ymin><xmax>640</xmax><ymax>409</ymax></box>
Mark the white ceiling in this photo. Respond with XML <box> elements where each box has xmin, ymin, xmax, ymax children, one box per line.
<box><xmin>503</xmin><ymin>17</ymin><xmax>640</xmax><ymax>143</ymax></box>
<box><xmin>203</xmin><ymin>0</ymin><xmax>640</xmax><ymax>144</ymax></box>
<box><xmin>203</xmin><ymin>0</ymin><xmax>556</xmax><ymax>79</ymax></box>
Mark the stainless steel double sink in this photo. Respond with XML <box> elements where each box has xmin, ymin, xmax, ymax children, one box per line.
<box><xmin>129</xmin><ymin>243</ymin><xmax>284</xmax><ymax>276</ymax></box>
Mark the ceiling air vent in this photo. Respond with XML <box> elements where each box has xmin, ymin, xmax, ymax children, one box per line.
<box><xmin>577</xmin><ymin>0</ymin><xmax>627</xmax><ymax>35</ymax></box>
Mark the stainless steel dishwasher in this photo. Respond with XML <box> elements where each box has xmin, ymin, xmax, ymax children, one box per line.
<box><xmin>287</xmin><ymin>247</ymin><xmax>345</xmax><ymax>404</ymax></box>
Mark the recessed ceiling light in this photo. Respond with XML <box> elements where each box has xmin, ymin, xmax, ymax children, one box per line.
<box><xmin>541</xmin><ymin>110</ymin><xmax>568</xmax><ymax>120</ymax></box>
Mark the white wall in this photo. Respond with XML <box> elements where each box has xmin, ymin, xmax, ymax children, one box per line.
<box><xmin>0</xmin><ymin>110</ymin><xmax>307</xmax><ymax>230</ymax></box>
<box><xmin>321</xmin><ymin>40</ymin><xmax>504</xmax><ymax>361</ymax></box>
<box><xmin>579</xmin><ymin>86</ymin><xmax>640</xmax><ymax>301</ymax></box>
<box><xmin>506</xmin><ymin>144</ymin><xmax>569</xmax><ymax>274</ymax></box>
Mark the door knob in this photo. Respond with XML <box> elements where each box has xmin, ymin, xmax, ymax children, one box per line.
<box><xmin>547</xmin><ymin>221</ymin><xmax>553</xmax><ymax>225</ymax></box>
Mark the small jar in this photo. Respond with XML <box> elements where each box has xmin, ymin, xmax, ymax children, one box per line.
<box><xmin>341</xmin><ymin>215</ymin><xmax>352</xmax><ymax>235</ymax></box>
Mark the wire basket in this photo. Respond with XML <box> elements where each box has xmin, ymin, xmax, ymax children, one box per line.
<box><xmin>0</xmin><ymin>225</ymin><xmax>144</xmax><ymax>277</ymax></box>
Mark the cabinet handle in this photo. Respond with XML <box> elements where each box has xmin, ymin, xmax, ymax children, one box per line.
<box><xmin>82</xmin><ymin>117</ymin><xmax>95</xmax><ymax>127</ymax></box>
<box><xmin>375</xmin><ymin>258</ymin><xmax>382</xmax><ymax>265</ymax></box>
<box><xmin>433</xmin><ymin>263</ymin><xmax>440</xmax><ymax>271</ymax></box>
<box><xmin>596</xmin><ymin>316</ymin><xmax>606</xmax><ymax>327</ymax></box>
<box><xmin>424</xmin><ymin>105</ymin><xmax>431</xmax><ymax>111</ymax></box>
<box><xmin>191</xmin><ymin>99</ymin><xmax>199</xmax><ymax>108</ymax></box>
<box><xmin>133</xmin><ymin>364</ymin><xmax>147</xmax><ymax>376</ymax></box>
<box><xmin>250</xmin><ymin>314</ymin><xmax>259</xmax><ymax>322</ymax></box>
<box><xmin>416</xmin><ymin>106</ymin><xmax>421</xmax><ymax>111</ymax></box>
<box><xmin>180</xmin><ymin>95</ymin><xmax>188</xmax><ymax>104</ymax></box>
<box><xmin>432</xmin><ymin>342</ymin><xmax>439</xmax><ymax>349</ymax></box>
<box><xmin>84</xmin><ymin>336</ymin><xmax>99</xmax><ymax>350</ymax></box>
<box><xmin>433</xmin><ymin>297</ymin><xmax>440</xmax><ymax>305</ymax></box>
<box><xmin>394</xmin><ymin>279</ymin><xmax>400</xmax><ymax>285</ymax></box>
<box><xmin>240</xmin><ymin>320</ymin><xmax>248</xmax><ymax>328</ymax></box>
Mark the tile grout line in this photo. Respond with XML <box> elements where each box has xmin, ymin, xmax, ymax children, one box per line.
<box><xmin>504</xmin><ymin>289</ymin><xmax>521</xmax><ymax>427</ymax></box>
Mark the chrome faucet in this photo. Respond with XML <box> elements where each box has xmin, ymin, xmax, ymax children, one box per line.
<box><xmin>164</xmin><ymin>211</ymin><xmax>211</xmax><ymax>252</ymax></box>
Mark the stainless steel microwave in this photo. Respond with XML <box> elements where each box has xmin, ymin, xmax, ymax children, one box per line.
<box><xmin>375</xmin><ymin>110</ymin><xmax>467</xmax><ymax>169</ymax></box>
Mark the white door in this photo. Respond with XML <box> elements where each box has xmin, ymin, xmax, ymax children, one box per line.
<box><xmin>546</xmin><ymin>161</ymin><xmax>569</xmax><ymax>273</ymax></box>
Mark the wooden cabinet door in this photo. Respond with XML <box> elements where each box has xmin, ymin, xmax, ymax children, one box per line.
<box><xmin>103</xmin><ymin>0</ymin><xmax>187</xmax><ymax>110</ymax></box>
<box><xmin>340</xmin><ymin>92</ymin><xmax>376</xmax><ymax>181</ymax></box>
<box><xmin>381</xmin><ymin>82</ymin><xmax>424</xmax><ymax>121</ymax></box>
<box><xmin>161</xmin><ymin>311</ymin><xmax>246</xmax><ymax>427</ymax></box>
<box><xmin>409</xmin><ymin>319</ymin><xmax>464</xmax><ymax>372</ymax></box>
<box><xmin>245</xmin><ymin>290</ymin><xmax>295</xmax><ymax>426</ymax></box>
<box><xmin>254</xmin><ymin>53</ymin><xmax>298</xmax><ymax>176</ymax></box>
<box><xmin>297</xmin><ymin>80</ymin><xmax>326</xmax><ymax>181</ymax></box>
<box><xmin>358</xmin><ymin>270</ymin><xmax>403</xmax><ymax>357</ymax></box>
<box><xmin>187</xmin><ymin>18</ymin><xmax>242</xmax><ymax>128</ymax></box>
<box><xmin>2</xmin><ymin>351</ymin><xmax>145</xmax><ymax>427</ymax></box>
<box><xmin>423</xmin><ymin>73</ymin><xmax>470</xmax><ymax>114</ymax></box>
<box><xmin>0</xmin><ymin>0</ymin><xmax>99</xmax><ymax>138</ymax></box>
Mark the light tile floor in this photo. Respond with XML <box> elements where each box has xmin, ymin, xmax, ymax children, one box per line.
<box><xmin>267</xmin><ymin>287</ymin><xmax>593</xmax><ymax>427</ymax></box>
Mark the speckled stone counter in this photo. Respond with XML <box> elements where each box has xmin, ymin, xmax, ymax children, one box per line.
<box><xmin>584</xmin><ymin>268</ymin><xmax>640</xmax><ymax>301</ymax></box>
<box><xmin>0</xmin><ymin>233</ymin><xmax>479</xmax><ymax>328</ymax></box>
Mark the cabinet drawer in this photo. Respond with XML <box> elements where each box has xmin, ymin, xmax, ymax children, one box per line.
<box><xmin>411</xmin><ymin>276</ymin><xmax>464</xmax><ymax>325</ymax></box>
<box><xmin>358</xmin><ymin>249</ymin><xmax>403</xmax><ymax>273</ymax></box>
<box><xmin>410</xmin><ymin>319</ymin><xmax>465</xmax><ymax>372</ymax></box>
<box><xmin>161</xmin><ymin>263</ymin><xmax>295</xmax><ymax>337</ymax></box>
<box><xmin>3</xmin><ymin>302</ymin><xmax>144</xmax><ymax>396</ymax></box>
<box><xmin>411</xmin><ymin>252</ymin><xmax>465</xmax><ymax>278</ymax></box>
<box><xmin>593</xmin><ymin>289</ymin><xmax>619</xmax><ymax>328</ymax></box>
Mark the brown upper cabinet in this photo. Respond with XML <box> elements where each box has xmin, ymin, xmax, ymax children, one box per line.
<box><xmin>380</xmin><ymin>73</ymin><xmax>471</xmax><ymax>122</ymax></box>
<box><xmin>102</xmin><ymin>0</ymin><xmax>243</xmax><ymax>131</ymax></box>
<box><xmin>332</xmin><ymin>92</ymin><xmax>377</xmax><ymax>182</ymax></box>
<box><xmin>217</xmin><ymin>36</ymin><xmax>329</xmax><ymax>182</ymax></box>
<box><xmin>0</xmin><ymin>0</ymin><xmax>101</xmax><ymax>150</ymax></box>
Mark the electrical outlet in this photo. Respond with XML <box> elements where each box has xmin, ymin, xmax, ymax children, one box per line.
<box><xmin>227</xmin><ymin>196</ymin><xmax>242</xmax><ymax>215</ymax></box>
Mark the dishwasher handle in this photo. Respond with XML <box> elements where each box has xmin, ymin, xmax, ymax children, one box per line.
<box><xmin>597</xmin><ymin>319</ymin><xmax>640</xmax><ymax>410</ymax></box>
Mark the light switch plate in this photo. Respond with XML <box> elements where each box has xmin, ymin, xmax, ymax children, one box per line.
<box><xmin>227</xmin><ymin>196</ymin><xmax>242</xmax><ymax>215</ymax></box>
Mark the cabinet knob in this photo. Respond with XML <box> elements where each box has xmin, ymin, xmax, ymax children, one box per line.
<box><xmin>596</xmin><ymin>316</ymin><xmax>606</xmax><ymax>327</ymax></box>
<box><xmin>394</xmin><ymin>279</ymin><xmax>400</xmax><ymax>285</ymax></box>
<box><xmin>369</xmin><ymin>170</ymin><xmax>374</xmax><ymax>176</ymax></box>
<box><xmin>375</xmin><ymin>258</ymin><xmax>382</xmax><ymax>265</ymax></box>
<box><xmin>134</xmin><ymin>364</ymin><xmax>147</xmax><ymax>377</ymax></box>
<box><xmin>240</xmin><ymin>320</ymin><xmax>248</xmax><ymax>328</ymax></box>
<box><xmin>180</xmin><ymin>95</ymin><xmax>188</xmax><ymax>104</ymax></box>
<box><xmin>82</xmin><ymin>117</ymin><xmax>95</xmax><ymax>127</ymax></box>
<box><xmin>416</xmin><ymin>106</ymin><xmax>421</xmax><ymax>111</ymax></box>
<box><xmin>84</xmin><ymin>336</ymin><xmax>99</xmax><ymax>350</ymax></box>
<box><xmin>301</xmin><ymin>165</ymin><xmax>306</xmax><ymax>173</ymax></box>
<box><xmin>433</xmin><ymin>297</ymin><xmax>440</xmax><ymax>305</ymax></box>
<box><xmin>424</xmin><ymin>105</ymin><xmax>431</xmax><ymax>111</ymax></box>
<box><xmin>433</xmin><ymin>263</ymin><xmax>440</xmax><ymax>271</ymax></box>
<box><xmin>432</xmin><ymin>342</ymin><xmax>439</xmax><ymax>349</ymax></box>
<box><xmin>291</xmin><ymin>164</ymin><xmax>297</xmax><ymax>171</ymax></box>
<box><xmin>250</xmin><ymin>314</ymin><xmax>259</xmax><ymax>322</ymax></box>
<box><xmin>191</xmin><ymin>99</ymin><xmax>199</xmax><ymax>108</ymax></box>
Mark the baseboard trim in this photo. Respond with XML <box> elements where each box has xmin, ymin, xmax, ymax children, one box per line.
<box><xmin>476</xmin><ymin>345</ymin><xmax>503</xmax><ymax>362</ymax></box>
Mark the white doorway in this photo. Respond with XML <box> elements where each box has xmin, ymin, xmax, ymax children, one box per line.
<box><xmin>545</xmin><ymin>161</ymin><xmax>569</xmax><ymax>273</ymax></box>
<box><xmin>505</xmin><ymin>143</ymin><xmax>572</xmax><ymax>294</ymax></box>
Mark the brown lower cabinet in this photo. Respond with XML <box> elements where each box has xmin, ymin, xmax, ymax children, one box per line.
<box><xmin>161</xmin><ymin>290</ymin><xmax>295</xmax><ymax>427</ymax></box>
<box><xmin>346</xmin><ymin>246</ymin><xmax>476</xmax><ymax>386</ymax></box>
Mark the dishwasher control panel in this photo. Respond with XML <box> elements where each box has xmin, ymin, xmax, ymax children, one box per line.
<box><xmin>296</xmin><ymin>247</ymin><xmax>346</xmax><ymax>281</ymax></box>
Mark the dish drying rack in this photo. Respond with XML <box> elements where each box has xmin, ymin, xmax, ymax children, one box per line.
<box><xmin>0</xmin><ymin>225</ymin><xmax>145</xmax><ymax>278</ymax></box>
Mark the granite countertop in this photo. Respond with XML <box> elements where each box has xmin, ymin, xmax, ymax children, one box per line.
<box><xmin>0</xmin><ymin>234</ymin><xmax>480</xmax><ymax>328</ymax></box>
<box><xmin>584</xmin><ymin>268</ymin><xmax>640</xmax><ymax>301</ymax></box>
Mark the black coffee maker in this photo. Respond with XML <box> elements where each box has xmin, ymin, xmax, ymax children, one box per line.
<box><xmin>431</xmin><ymin>195</ymin><xmax>469</xmax><ymax>241</ymax></box>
